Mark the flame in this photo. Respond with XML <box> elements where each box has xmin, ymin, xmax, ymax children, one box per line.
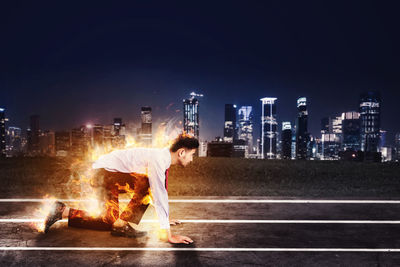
<box><xmin>31</xmin><ymin>118</ymin><xmax>183</xmax><ymax>232</ymax></box>
<box><xmin>31</xmin><ymin>196</ymin><xmax>57</xmax><ymax>232</ymax></box>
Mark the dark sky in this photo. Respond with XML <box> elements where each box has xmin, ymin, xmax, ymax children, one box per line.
<box><xmin>1</xmin><ymin>1</ymin><xmax>399</xmax><ymax>143</ymax></box>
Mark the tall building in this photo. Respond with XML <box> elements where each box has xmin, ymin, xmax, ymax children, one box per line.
<box><xmin>139</xmin><ymin>107</ymin><xmax>152</xmax><ymax>146</ymax></box>
<box><xmin>71</xmin><ymin>126</ymin><xmax>89</xmax><ymax>157</ymax></box>
<box><xmin>55</xmin><ymin>131</ymin><xmax>71</xmax><ymax>156</ymax></box>
<box><xmin>6</xmin><ymin>126</ymin><xmax>22</xmax><ymax>157</ymax></box>
<box><xmin>295</xmin><ymin>97</ymin><xmax>308</xmax><ymax>159</ymax></box>
<box><xmin>341</xmin><ymin>111</ymin><xmax>361</xmax><ymax>151</ymax></box>
<box><xmin>238</xmin><ymin>106</ymin><xmax>254</xmax><ymax>155</ymax></box>
<box><xmin>39</xmin><ymin>130</ymin><xmax>55</xmax><ymax>156</ymax></box>
<box><xmin>27</xmin><ymin>115</ymin><xmax>40</xmax><ymax>155</ymax></box>
<box><xmin>183</xmin><ymin>93</ymin><xmax>202</xmax><ymax>138</ymax></box>
<box><xmin>223</xmin><ymin>104</ymin><xmax>237</xmax><ymax>142</ymax></box>
<box><xmin>260</xmin><ymin>97</ymin><xmax>278</xmax><ymax>159</ymax></box>
<box><xmin>93</xmin><ymin>124</ymin><xmax>104</xmax><ymax>147</ymax></box>
<box><xmin>0</xmin><ymin>108</ymin><xmax>6</xmax><ymax>157</ymax></box>
<box><xmin>113</xmin><ymin>118</ymin><xmax>123</xmax><ymax>136</ymax></box>
<box><xmin>112</xmin><ymin>118</ymin><xmax>126</xmax><ymax>148</ymax></box>
<box><xmin>395</xmin><ymin>133</ymin><xmax>400</xmax><ymax>162</ymax></box>
<box><xmin>281</xmin><ymin>122</ymin><xmax>292</xmax><ymax>159</ymax></box>
<box><xmin>359</xmin><ymin>91</ymin><xmax>381</xmax><ymax>153</ymax></box>
<box><xmin>320</xmin><ymin>115</ymin><xmax>342</xmax><ymax>160</ymax></box>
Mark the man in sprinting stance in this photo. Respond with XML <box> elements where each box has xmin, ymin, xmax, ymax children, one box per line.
<box><xmin>44</xmin><ymin>134</ymin><xmax>199</xmax><ymax>244</ymax></box>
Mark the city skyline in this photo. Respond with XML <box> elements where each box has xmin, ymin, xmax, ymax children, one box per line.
<box><xmin>1</xmin><ymin>2</ymin><xmax>400</xmax><ymax>143</ymax></box>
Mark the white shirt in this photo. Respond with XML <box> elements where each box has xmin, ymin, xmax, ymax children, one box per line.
<box><xmin>92</xmin><ymin>147</ymin><xmax>171</xmax><ymax>229</ymax></box>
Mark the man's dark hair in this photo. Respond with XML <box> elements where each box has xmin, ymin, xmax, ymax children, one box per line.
<box><xmin>170</xmin><ymin>134</ymin><xmax>199</xmax><ymax>152</ymax></box>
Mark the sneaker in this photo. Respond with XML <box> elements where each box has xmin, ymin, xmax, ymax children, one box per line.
<box><xmin>111</xmin><ymin>224</ymin><xmax>147</xmax><ymax>238</ymax></box>
<box><xmin>44</xmin><ymin>201</ymin><xmax>66</xmax><ymax>233</ymax></box>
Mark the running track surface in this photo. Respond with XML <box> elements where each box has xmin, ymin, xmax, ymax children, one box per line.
<box><xmin>2</xmin><ymin>196</ymin><xmax>400</xmax><ymax>266</ymax></box>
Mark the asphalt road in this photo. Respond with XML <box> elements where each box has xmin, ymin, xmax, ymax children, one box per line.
<box><xmin>1</xmin><ymin>197</ymin><xmax>400</xmax><ymax>266</ymax></box>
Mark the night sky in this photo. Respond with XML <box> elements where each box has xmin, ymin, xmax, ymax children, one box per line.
<box><xmin>1</xmin><ymin>2</ymin><xmax>400</xmax><ymax>143</ymax></box>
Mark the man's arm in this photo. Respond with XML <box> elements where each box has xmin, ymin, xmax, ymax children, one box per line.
<box><xmin>148</xmin><ymin>160</ymin><xmax>193</xmax><ymax>244</ymax></box>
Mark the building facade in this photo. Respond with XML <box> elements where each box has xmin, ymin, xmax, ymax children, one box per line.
<box><xmin>183</xmin><ymin>97</ymin><xmax>199</xmax><ymax>138</ymax></box>
<box><xmin>296</xmin><ymin>97</ymin><xmax>308</xmax><ymax>159</ymax></box>
<box><xmin>223</xmin><ymin>104</ymin><xmax>237</xmax><ymax>142</ymax></box>
<box><xmin>238</xmin><ymin>106</ymin><xmax>254</xmax><ymax>155</ymax></box>
<box><xmin>0</xmin><ymin>108</ymin><xmax>6</xmax><ymax>157</ymax></box>
<box><xmin>281</xmin><ymin>122</ymin><xmax>292</xmax><ymax>159</ymax></box>
<box><xmin>139</xmin><ymin>107</ymin><xmax>152</xmax><ymax>146</ymax></box>
<box><xmin>27</xmin><ymin>115</ymin><xmax>40</xmax><ymax>155</ymax></box>
<box><xmin>359</xmin><ymin>91</ymin><xmax>381</xmax><ymax>153</ymax></box>
<box><xmin>6</xmin><ymin>126</ymin><xmax>22</xmax><ymax>157</ymax></box>
<box><xmin>341</xmin><ymin>111</ymin><xmax>361</xmax><ymax>151</ymax></box>
<box><xmin>260</xmin><ymin>97</ymin><xmax>278</xmax><ymax>159</ymax></box>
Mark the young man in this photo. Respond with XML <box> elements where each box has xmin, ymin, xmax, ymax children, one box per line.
<box><xmin>44</xmin><ymin>134</ymin><xmax>199</xmax><ymax>244</ymax></box>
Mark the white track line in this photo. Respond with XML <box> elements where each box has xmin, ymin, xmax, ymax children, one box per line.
<box><xmin>0</xmin><ymin>247</ymin><xmax>400</xmax><ymax>252</ymax></box>
<box><xmin>3</xmin><ymin>219</ymin><xmax>400</xmax><ymax>224</ymax></box>
<box><xmin>1</xmin><ymin>198</ymin><xmax>400</xmax><ymax>204</ymax></box>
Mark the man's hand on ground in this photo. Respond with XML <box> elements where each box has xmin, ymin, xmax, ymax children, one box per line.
<box><xmin>168</xmin><ymin>234</ymin><xmax>193</xmax><ymax>244</ymax></box>
<box><xmin>169</xmin><ymin>219</ymin><xmax>181</xmax><ymax>226</ymax></box>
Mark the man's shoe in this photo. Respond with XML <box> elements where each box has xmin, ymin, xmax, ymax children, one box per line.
<box><xmin>111</xmin><ymin>224</ymin><xmax>147</xmax><ymax>238</ymax></box>
<box><xmin>44</xmin><ymin>201</ymin><xmax>66</xmax><ymax>233</ymax></box>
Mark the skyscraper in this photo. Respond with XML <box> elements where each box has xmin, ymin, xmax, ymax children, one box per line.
<box><xmin>0</xmin><ymin>108</ymin><xmax>6</xmax><ymax>157</ymax></box>
<box><xmin>140</xmin><ymin>107</ymin><xmax>152</xmax><ymax>146</ymax></box>
<box><xmin>6</xmin><ymin>126</ymin><xmax>22</xmax><ymax>157</ymax></box>
<box><xmin>281</xmin><ymin>122</ymin><xmax>292</xmax><ymax>159</ymax></box>
<box><xmin>341</xmin><ymin>111</ymin><xmax>361</xmax><ymax>151</ymax></box>
<box><xmin>28</xmin><ymin>115</ymin><xmax>40</xmax><ymax>155</ymax></box>
<box><xmin>296</xmin><ymin>97</ymin><xmax>308</xmax><ymax>159</ymax></box>
<box><xmin>359</xmin><ymin>91</ymin><xmax>381</xmax><ymax>153</ymax></box>
<box><xmin>183</xmin><ymin>93</ymin><xmax>202</xmax><ymax>138</ymax></box>
<box><xmin>320</xmin><ymin>115</ymin><xmax>342</xmax><ymax>160</ymax></box>
<box><xmin>395</xmin><ymin>133</ymin><xmax>400</xmax><ymax>162</ymax></box>
<box><xmin>224</xmin><ymin>104</ymin><xmax>237</xmax><ymax>142</ymax></box>
<box><xmin>93</xmin><ymin>124</ymin><xmax>104</xmax><ymax>147</ymax></box>
<box><xmin>260</xmin><ymin>97</ymin><xmax>277</xmax><ymax>159</ymax></box>
<box><xmin>113</xmin><ymin>118</ymin><xmax>123</xmax><ymax>136</ymax></box>
<box><xmin>238</xmin><ymin>106</ymin><xmax>254</xmax><ymax>155</ymax></box>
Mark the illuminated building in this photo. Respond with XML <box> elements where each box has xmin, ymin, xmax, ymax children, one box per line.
<box><xmin>27</xmin><ymin>115</ymin><xmax>40</xmax><ymax>155</ymax></box>
<box><xmin>322</xmin><ymin>133</ymin><xmax>340</xmax><ymax>160</ymax></box>
<box><xmin>224</xmin><ymin>104</ymin><xmax>237</xmax><ymax>142</ymax></box>
<box><xmin>39</xmin><ymin>130</ymin><xmax>55</xmax><ymax>156</ymax></box>
<box><xmin>238</xmin><ymin>106</ymin><xmax>254</xmax><ymax>156</ymax></box>
<box><xmin>6</xmin><ymin>126</ymin><xmax>22</xmax><ymax>157</ymax></box>
<box><xmin>395</xmin><ymin>133</ymin><xmax>400</xmax><ymax>161</ymax></box>
<box><xmin>183</xmin><ymin>92</ymin><xmax>203</xmax><ymax>139</ymax></box>
<box><xmin>359</xmin><ymin>91</ymin><xmax>381</xmax><ymax>153</ymax></box>
<box><xmin>296</xmin><ymin>97</ymin><xmax>308</xmax><ymax>159</ymax></box>
<box><xmin>0</xmin><ymin>108</ymin><xmax>5</xmax><ymax>157</ymax></box>
<box><xmin>139</xmin><ymin>107</ymin><xmax>152</xmax><ymax>146</ymax></box>
<box><xmin>320</xmin><ymin>115</ymin><xmax>342</xmax><ymax>159</ymax></box>
<box><xmin>260</xmin><ymin>97</ymin><xmax>277</xmax><ymax>159</ymax></box>
<box><xmin>281</xmin><ymin>122</ymin><xmax>292</xmax><ymax>159</ymax></box>
<box><xmin>113</xmin><ymin>118</ymin><xmax>123</xmax><ymax>136</ymax></box>
<box><xmin>93</xmin><ymin>124</ymin><xmax>104</xmax><ymax>147</ymax></box>
<box><xmin>55</xmin><ymin>131</ymin><xmax>71</xmax><ymax>156</ymax></box>
<box><xmin>379</xmin><ymin>130</ymin><xmax>387</xmax><ymax>149</ymax></box>
<box><xmin>341</xmin><ymin>111</ymin><xmax>360</xmax><ymax>151</ymax></box>
<box><xmin>71</xmin><ymin>126</ymin><xmax>89</xmax><ymax>157</ymax></box>
<box><xmin>112</xmin><ymin>118</ymin><xmax>126</xmax><ymax>148</ymax></box>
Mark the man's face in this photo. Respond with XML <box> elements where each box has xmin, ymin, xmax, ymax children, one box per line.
<box><xmin>178</xmin><ymin>148</ymin><xmax>196</xmax><ymax>167</ymax></box>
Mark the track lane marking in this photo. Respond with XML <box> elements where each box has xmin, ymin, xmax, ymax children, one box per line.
<box><xmin>1</xmin><ymin>199</ymin><xmax>400</xmax><ymax>204</ymax></box>
<box><xmin>3</xmin><ymin>219</ymin><xmax>400</xmax><ymax>224</ymax></box>
<box><xmin>0</xmin><ymin>247</ymin><xmax>400</xmax><ymax>252</ymax></box>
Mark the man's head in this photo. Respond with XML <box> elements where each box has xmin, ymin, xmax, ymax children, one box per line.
<box><xmin>170</xmin><ymin>134</ymin><xmax>199</xmax><ymax>167</ymax></box>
